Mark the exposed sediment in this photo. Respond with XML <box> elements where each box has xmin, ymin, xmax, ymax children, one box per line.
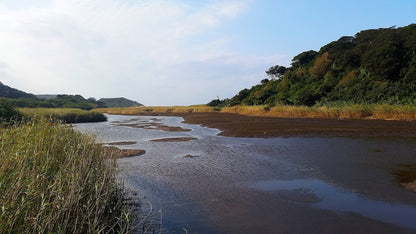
<box><xmin>103</xmin><ymin>146</ymin><xmax>146</xmax><ymax>158</ymax></box>
<box><xmin>149</xmin><ymin>137</ymin><xmax>198</xmax><ymax>142</ymax></box>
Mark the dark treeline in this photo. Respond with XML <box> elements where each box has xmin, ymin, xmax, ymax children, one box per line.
<box><xmin>209</xmin><ymin>24</ymin><xmax>416</xmax><ymax>107</ymax></box>
<box><xmin>0</xmin><ymin>82</ymin><xmax>106</xmax><ymax>110</ymax></box>
<box><xmin>8</xmin><ymin>95</ymin><xmax>106</xmax><ymax>110</ymax></box>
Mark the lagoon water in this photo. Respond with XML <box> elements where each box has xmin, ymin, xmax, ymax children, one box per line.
<box><xmin>74</xmin><ymin>114</ymin><xmax>416</xmax><ymax>233</ymax></box>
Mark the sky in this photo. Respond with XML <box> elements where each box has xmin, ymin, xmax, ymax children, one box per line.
<box><xmin>0</xmin><ymin>0</ymin><xmax>415</xmax><ymax>106</ymax></box>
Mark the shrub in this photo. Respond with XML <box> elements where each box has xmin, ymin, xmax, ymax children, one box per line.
<box><xmin>0</xmin><ymin>98</ymin><xmax>22</xmax><ymax>125</ymax></box>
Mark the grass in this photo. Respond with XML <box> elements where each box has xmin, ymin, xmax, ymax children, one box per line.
<box><xmin>19</xmin><ymin>108</ymin><xmax>107</xmax><ymax>123</ymax></box>
<box><xmin>95</xmin><ymin>104</ymin><xmax>416</xmax><ymax>121</ymax></box>
<box><xmin>221</xmin><ymin>104</ymin><xmax>416</xmax><ymax>120</ymax></box>
<box><xmin>0</xmin><ymin>119</ymin><xmax>137</xmax><ymax>233</ymax></box>
<box><xmin>95</xmin><ymin>105</ymin><xmax>216</xmax><ymax>115</ymax></box>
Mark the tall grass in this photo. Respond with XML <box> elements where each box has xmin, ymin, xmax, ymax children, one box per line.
<box><xmin>0</xmin><ymin>119</ymin><xmax>135</xmax><ymax>233</ymax></box>
<box><xmin>19</xmin><ymin>108</ymin><xmax>107</xmax><ymax>123</ymax></box>
<box><xmin>222</xmin><ymin>104</ymin><xmax>416</xmax><ymax>120</ymax></box>
<box><xmin>95</xmin><ymin>105</ymin><xmax>216</xmax><ymax>115</ymax></box>
<box><xmin>95</xmin><ymin>104</ymin><xmax>416</xmax><ymax>121</ymax></box>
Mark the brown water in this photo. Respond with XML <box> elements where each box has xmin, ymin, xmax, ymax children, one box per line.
<box><xmin>74</xmin><ymin>115</ymin><xmax>416</xmax><ymax>233</ymax></box>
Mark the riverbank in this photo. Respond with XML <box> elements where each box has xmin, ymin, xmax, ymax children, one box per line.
<box><xmin>96</xmin><ymin>103</ymin><xmax>416</xmax><ymax>121</ymax></box>
<box><xmin>96</xmin><ymin>107</ymin><xmax>416</xmax><ymax>138</ymax></box>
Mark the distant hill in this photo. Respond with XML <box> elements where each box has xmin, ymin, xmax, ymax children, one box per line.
<box><xmin>1</xmin><ymin>81</ymin><xmax>143</xmax><ymax>109</ymax></box>
<box><xmin>0</xmin><ymin>81</ymin><xmax>37</xmax><ymax>99</ymax></box>
<box><xmin>36</xmin><ymin>94</ymin><xmax>58</xmax><ymax>100</ymax></box>
<box><xmin>98</xmin><ymin>97</ymin><xmax>144</xmax><ymax>108</ymax></box>
<box><xmin>209</xmin><ymin>24</ymin><xmax>416</xmax><ymax>107</ymax></box>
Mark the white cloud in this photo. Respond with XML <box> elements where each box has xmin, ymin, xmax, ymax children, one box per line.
<box><xmin>0</xmin><ymin>0</ymin><xmax>288</xmax><ymax>105</ymax></box>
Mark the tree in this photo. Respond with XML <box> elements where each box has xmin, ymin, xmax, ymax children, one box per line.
<box><xmin>266</xmin><ymin>65</ymin><xmax>287</xmax><ymax>78</ymax></box>
<box><xmin>291</xmin><ymin>50</ymin><xmax>318</xmax><ymax>68</ymax></box>
<box><xmin>261</xmin><ymin>78</ymin><xmax>270</xmax><ymax>84</ymax></box>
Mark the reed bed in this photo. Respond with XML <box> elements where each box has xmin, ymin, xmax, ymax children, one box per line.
<box><xmin>0</xmin><ymin>119</ymin><xmax>135</xmax><ymax>233</ymax></box>
<box><xmin>95</xmin><ymin>105</ymin><xmax>216</xmax><ymax>115</ymax></box>
<box><xmin>19</xmin><ymin>108</ymin><xmax>107</xmax><ymax>123</ymax></box>
<box><xmin>96</xmin><ymin>104</ymin><xmax>416</xmax><ymax>121</ymax></box>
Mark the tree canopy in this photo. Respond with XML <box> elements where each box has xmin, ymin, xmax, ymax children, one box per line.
<box><xmin>209</xmin><ymin>24</ymin><xmax>416</xmax><ymax>107</ymax></box>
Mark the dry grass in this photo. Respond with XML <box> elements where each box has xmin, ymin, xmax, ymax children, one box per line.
<box><xmin>95</xmin><ymin>105</ymin><xmax>217</xmax><ymax>115</ymax></box>
<box><xmin>222</xmin><ymin>104</ymin><xmax>416</xmax><ymax>120</ymax></box>
<box><xmin>0</xmin><ymin>119</ymin><xmax>136</xmax><ymax>233</ymax></box>
<box><xmin>95</xmin><ymin>104</ymin><xmax>416</xmax><ymax>121</ymax></box>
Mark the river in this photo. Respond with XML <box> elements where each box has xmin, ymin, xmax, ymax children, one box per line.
<box><xmin>74</xmin><ymin>114</ymin><xmax>416</xmax><ymax>233</ymax></box>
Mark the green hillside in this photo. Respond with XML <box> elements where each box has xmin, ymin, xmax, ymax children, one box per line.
<box><xmin>0</xmin><ymin>82</ymin><xmax>105</xmax><ymax>110</ymax></box>
<box><xmin>209</xmin><ymin>24</ymin><xmax>416</xmax><ymax>107</ymax></box>
<box><xmin>98</xmin><ymin>97</ymin><xmax>143</xmax><ymax>108</ymax></box>
<box><xmin>0</xmin><ymin>82</ymin><xmax>36</xmax><ymax>99</ymax></box>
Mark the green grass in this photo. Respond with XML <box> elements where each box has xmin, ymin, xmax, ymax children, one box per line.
<box><xmin>0</xmin><ymin>119</ymin><xmax>135</xmax><ymax>233</ymax></box>
<box><xmin>19</xmin><ymin>108</ymin><xmax>107</xmax><ymax>123</ymax></box>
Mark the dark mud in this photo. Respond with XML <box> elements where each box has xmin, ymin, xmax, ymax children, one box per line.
<box><xmin>151</xmin><ymin>112</ymin><xmax>416</xmax><ymax>138</ymax></box>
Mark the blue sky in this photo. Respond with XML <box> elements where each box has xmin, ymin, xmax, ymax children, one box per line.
<box><xmin>0</xmin><ymin>0</ymin><xmax>415</xmax><ymax>105</ymax></box>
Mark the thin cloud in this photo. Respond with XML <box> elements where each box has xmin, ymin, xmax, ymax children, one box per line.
<box><xmin>0</xmin><ymin>0</ymin><xmax>286</xmax><ymax>105</ymax></box>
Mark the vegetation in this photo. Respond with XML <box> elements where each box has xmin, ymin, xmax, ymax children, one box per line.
<box><xmin>99</xmin><ymin>97</ymin><xmax>144</xmax><ymax>108</ymax></box>
<box><xmin>95</xmin><ymin>105</ymin><xmax>216</xmax><ymax>115</ymax></box>
<box><xmin>19</xmin><ymin>108</ymin><xmax>107</xmax><ymax>123</ymax></box>
<box><xmin>0</xmin><ymin>81</ymin><xmax>36</xmax><ymax>99</ymax></box>
<box><xmin>0</xmin><ymin>119</ymin><xmax>137</xmax><ymax>233</ymax></box>
<box><xmin>95</xmin><ymin>104</ymin><xmax>416</xmax><ymax>121</ymax></box>
<box><xmin>0</xmin><ymin>82</ymin><xmax>144</xmax><ymax>109</ymax></box>
<box><xmin>0</xmin><ymin>98</ymin><xmax>23</xmax><ymax>126</ymax></box>
<box><xmin>221</xmin><ymin>103</ymin><xmax>416</xmax><ymax>120</ymax></box>
<box><xmin>209</xmin><ymin>24</ymin><xmax>416</xmax><ymax>107</ymax></box>
<box><xmin>7</xmin><ymin>95</ymin><xmax>106</xmax><ymax>110</ymax></box>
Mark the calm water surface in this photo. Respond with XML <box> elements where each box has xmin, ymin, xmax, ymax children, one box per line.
<box><xmin>74</xmin><ymin>114</ymin><xmax>416</xmax><ymax>233</ymax></box>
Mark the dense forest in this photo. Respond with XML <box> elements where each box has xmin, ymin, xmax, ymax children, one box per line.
<box><xmin>209</xmin><ymin>24</ymin><xmax>416</xmax><ymax>107</ymax></box>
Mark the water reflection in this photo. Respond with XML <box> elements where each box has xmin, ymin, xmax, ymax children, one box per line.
<box><xmin>251</xmin><ymin>179</ymin><xmax>416</xmax><ymax>229</ymax></box>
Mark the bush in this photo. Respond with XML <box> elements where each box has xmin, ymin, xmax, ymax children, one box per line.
<box><xmin>0</xmin><ymin>98</ymin><xmax>22</xmax><ymax>125</ymax></box>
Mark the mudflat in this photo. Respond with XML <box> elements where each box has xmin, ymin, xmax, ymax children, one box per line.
<box><xmin>135</xmin><ymin>112</ymin><xmax>416</xmax><ymax>138</ymax></box>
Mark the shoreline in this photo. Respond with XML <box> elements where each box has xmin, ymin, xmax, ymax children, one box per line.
<box><xmin>99</xmin><ymin>111</ymin><xmax>416</xmax><ymax>138</ymax></box>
